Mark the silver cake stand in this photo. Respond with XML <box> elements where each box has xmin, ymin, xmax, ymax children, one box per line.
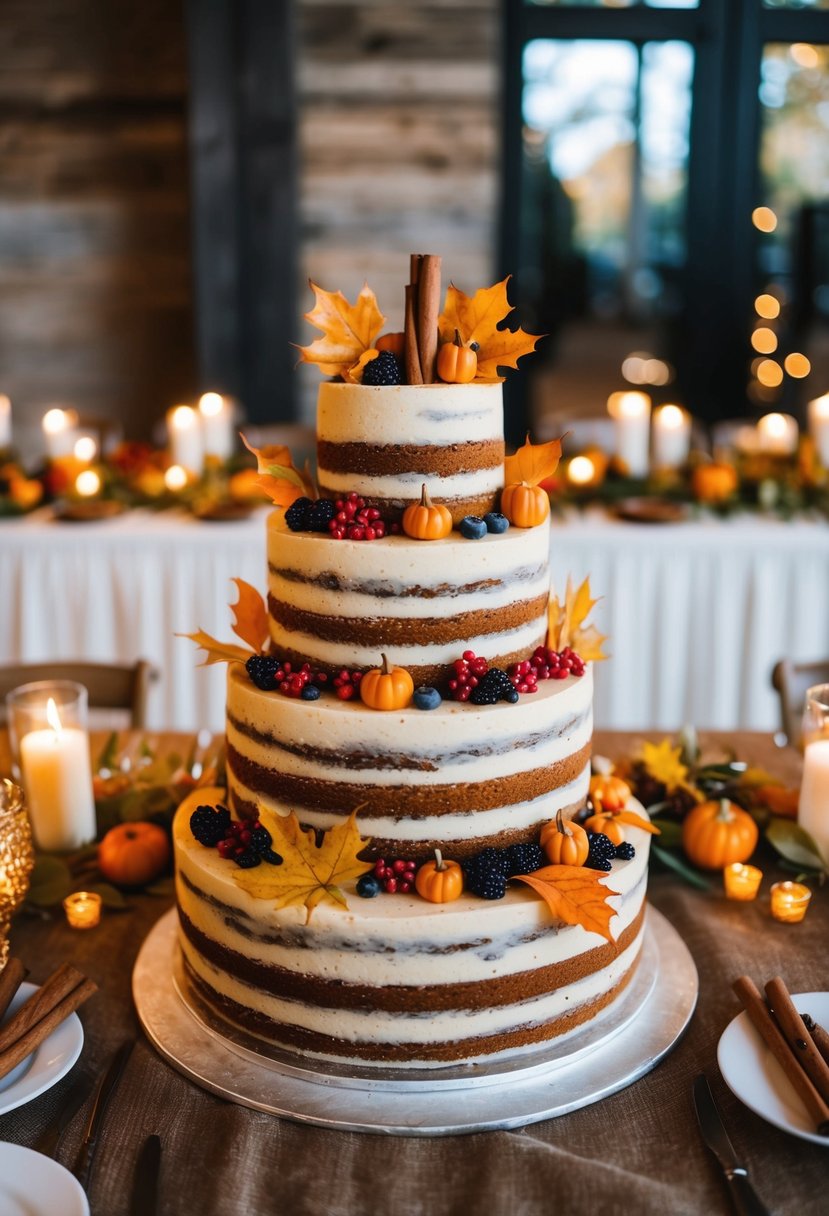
<box><xmin>133</xmin><ymin>906</ymin><xmax>697</xmax><ymax>1136</ymax></box>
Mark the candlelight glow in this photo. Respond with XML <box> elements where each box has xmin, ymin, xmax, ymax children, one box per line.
<box><xmin>164</xmin><ymin>464</ymin><xmax>188</xmax><ymax>491</ymax></box>
<box><xmin>75</xmin><ymin>469</ymin><xmax>101</xmax><ymax>498</ymax></box>
<box><xmin>198</xmin><ymin>392</ymin><xmax>224</xmax><ymax>417</ymax></box>
<box><xmin>761</xmin><ymin>413</ymin><xmax>787</xmax><ymax>439</ymax></box>
<box><xmin>810</xmin><ymin>393</ymin><xmax>829</xmax><ymax>420</ymax></box>
<box><xmin>46</xmin><ymin>698</ymin><xmax>62</xmax><ymax>735</ymax></box>
<box><xmin>751</xmin><ymin>328</ymin><xmax>777</xmax><ymax>354</ymax></box>
<box><xmin>754</xmin><ymin>294</ymin><xmax>780</xmax><ymax>320</ymax></box>
<box><xmin>756</xmin><ymin>359</ymin><xmax>783</xmax><ymax>388</ymax></box>
<box><xmin>42</xmin><ymin>408</ymin><xmax>71</xmax><ymax>436</ymax></box>
<box><xmin>607</xmin><ymin>391</ymin><xmax>650</xmax><ymax>419</ymax></box>
<box><xmin>656</xmin><ymin>404</ymin><xmax>684</xmax><ymax>430</ymax></box>
<box><xmin>791</xmin><ymin>43</ymin><xmax>819</xmax><ymax>69</ymax></box>
<box><xmin>170</xmin><ymin>405</ymin><xmax>198</xmax><ymax>431</ymax></box>
<box><xmin>567</xmin><ymin>455</ymin><xmax>596</xmax><ymax>486</ymax></box>
<box><xmin>73</xmin><ymin>436</ymin><xmax>98</xmax><ymax>463</ymax></box>
<box><xmin>784</xmin><ymin>352</ymin><xmax>811</xmax><ymax>378</ymax></box>
<box><xmin>752</xmin><ymin>207</ymin><xmax>777</xmax><ymax>233</ymax></box>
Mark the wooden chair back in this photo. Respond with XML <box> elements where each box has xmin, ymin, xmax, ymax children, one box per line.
<box><xmin>0</xmin><ymin>660</ymin><xmax>155</xmax><ymax>729</ymax></box>
<box><xmin>771</xmin><ymin>658</ymin><xmax>829</xmax><ymax>746</ymax></box>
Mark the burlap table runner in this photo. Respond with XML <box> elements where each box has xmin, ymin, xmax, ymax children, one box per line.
<box><xmin>1</xmin><ymin>732</ymin><xmax>826</xmax><ymax>1215</ymax></box>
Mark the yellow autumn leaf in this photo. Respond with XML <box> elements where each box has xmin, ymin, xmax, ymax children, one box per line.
<box><xmin>230</xmin><ymin>578</ymin><xmax>269</xmax><ymax>653</ymax></box>
<box><xmin>296</xmin><ymin>281</ymin><xmax>385</xmax><ymax>379</ymax></box>
<box><xmin>233</xmin><ymin>809</ymin><xmax>373</xmax><ymax>919</ymax></box>
<box><xmin>240</xmin><ymin>434</ymin><xmax>314</xmax><ymax>507</ymax></box>
<box><xmin>514</xmin><ymin>865</ymin><xmax>618</xmax><ymax>943</ymax></box>
<box><xmin>438</xmin><ymin>277</ymin><xmax>542</xmax><ymax>382</ymax></box>
<box><xmin>547</xmin><ymin>576</ymin><xmax>608</xmax><ymax>661</ymax></box>
<box><xmin>638</xmin><ymin>738</ymin><xmax>699</xmax><ymax>798</ymax></box>
<box><xmin>504</xmin><ymin>434</ymin><xmax>563</xmax><ymax>488</ymax></box>
<box><xmin>177</xmin><ymin>629</ymin><xmax>251</xmax><ymax>668</ymax></box>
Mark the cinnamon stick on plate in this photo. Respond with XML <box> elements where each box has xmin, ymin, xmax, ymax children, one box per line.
<box><xmin>803</xmin><ymin>1013</ymin><xmax>829</xmax><ymax>1069</ymax></box>
<box><xmin>0</xmin><ymin>976</ymin><xmax>97</xmax><ymax>1082</ymax></box>
<box><xmin>765</xmin><ymin>977</ymin><xmax>829</xmax><ymax>1106</ymax></box>
<box><xmin>417</xmin><ymin>254</ymin><xmax>442</xmax><ymax>384</ymax></box>
<box><xmin>0</xmin><ymin>958</ymin><xmax>28</xmax><ymax>1022</ymax></box>
<box><xmin>733</xmin><ymin>976</ymin><xmax>829</xmax><ymax>1136</ymax></box>
<box><xmin>0</xmin><ymin>963</ymin><xmax>86</xmax><ymax>1054</ymax></box>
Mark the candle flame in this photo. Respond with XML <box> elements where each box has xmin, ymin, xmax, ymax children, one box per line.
<box><xmin>198</xmin><ymin>392</ymin><xmax>224</xmax><ymax>417</ymax></box>
<box><xmin>657</xmin><ymin>404</ymin><xmax>684</xmax><ymax>429</ymax></box>
<box><xmin>46</xmin><ymin>697</ymin><xmax>62</xmax><ymax>734</ymax></box>
<box><xmin>75</xmin><ymin>469</ymin><xmax>101</xmax><ymax>497</ymax></box>
<box><xmin>567</xmin><ymin>455</ymin><xmax>596</xmax><ymax>486</ymax></box>
<box><xmin>170</xmin><ymin>405</ymin><xmax>197</xmax><ymax>431</ymax></box>
<box><xmin>164</xmin><ymin>464</ymin><xmax>188</xmax><ymax>491</ymax></box>
<box><xmin>43</xmin><ymin>408</ymin><xmax>70</xmax><ymax>435</ymax></box>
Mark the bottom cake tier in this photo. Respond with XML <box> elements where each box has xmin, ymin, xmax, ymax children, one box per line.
<box><xmin>173</xmin><ymin>803</ymin><xmax>651</xmax><ymax>1070</ymax></box>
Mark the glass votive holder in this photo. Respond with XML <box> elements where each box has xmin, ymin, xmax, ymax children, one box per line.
<box><xmin>770</xmin><ymin>881</ymin><xmax>812</xmax><ymax>924</ymax></box>
<box><xmin>63</xmin><ymin>891</ymin><xmax>102</xmax><ymax>930</ymax></box>
<box><xmin>723</xmin><ymin>863</ymin><xmax>763</xmax><ymax>901</ymax></box>
<box><xmin>0</xmin><ymin>780</ymin><xmax>35</xmax><ymax>969</ymax></box>
<box><xmin>799</xmin><ymin>683</ymin><xmax>829</xmax><ymax>869</ymax></box>
<box><xmin>5</xmin><ymin>680</ymin><xmax>96</xmax><ymax>853</ymax></box>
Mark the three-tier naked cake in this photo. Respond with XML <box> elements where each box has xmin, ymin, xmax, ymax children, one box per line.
<box><xmin>175</xmin><ymin>259</ymin><xmax>653</xmax><ymax>1070</ymax></box>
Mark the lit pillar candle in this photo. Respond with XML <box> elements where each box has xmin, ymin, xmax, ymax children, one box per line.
<box><xmin>799</xmin><ymin>737</ymin><xmax>829</xmax><ymax>868</ymax></box>
<box><xmin>770</xmin><ymin>881</ymin><xmax>812</xmax><ymax>924</ymax></box>
<box><xmin>723</xmin><ymin>863</ymin><xmax>763</xmax><ymax>901</ymax></box>
<box><xmin>607</xmin><ymin>391</ymin><xmax>651</xmax><ymax>478</ymax></box>
<box><xmin>652</xmin><ymin>404</ymin><xmax>691</xmax><ymax>469</ymax></box>
<box><xmin>198</xmin><ymin>392</ymin><xmax>234</xmax><ymax>460</ymax></box>
<box><xmin>808</xmin><ymin>394</ymin><xmax>829</xmax><ymax>467</ymax></box>
<box><xmin>756</xmin><ymin>412</ymin><xmax>798</xmax><ymax>455</ymax></box>
<box><xmin>42</xmin><ymin>408</ymin><xmax>78</xmax><ymax>459</ymax></box>
<box><xmin>167</xmin><ymin>405</ymin><xmax>204</xmax><ymax>474</ymax></box>
<box><xmin>18</xmin><ymin>699</ymin><xmax>96</xmax><ymax>852</ymax></box>
<box><xmin>0</xmin><ymin>395</ymin><xmax>11</xmax><ymax>448</ymax></box>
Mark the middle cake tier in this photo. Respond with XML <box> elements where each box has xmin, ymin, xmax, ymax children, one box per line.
<box><xmin>266</xmin><ymin>510</ymin><xmax>551</xmax><ymax>684</ymax></box>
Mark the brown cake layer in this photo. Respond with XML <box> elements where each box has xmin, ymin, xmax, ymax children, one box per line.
<box><xmin>260</xmin><ymin>640</ymin><xmax>547</xmax><ymax>687</ymax></box>
<box><xmin>183</xmin><ymin>952</ymin><xmax>641</xmax><ymax>1064</ymax></box>
<box><xmin>317</xmin><ymin>438</ymin><xmax>504</xmax><ymax>478</ymax></box>
<box><xmin>269</xmin><ymin>562</ymin><xmax>546</xmax><ymax>602</ymax></box>
<box><xmin>268</xmin><ymin>592</ymin><xmax>548</xmax><ymax>649</ymax></box>
<box><xmin>180</xmin><ymin>904</ymin><xmax>643</xmax><ymax>1014</ymax></box>
<box><xmin>226</xmin><ymin>740</ymin><xmax>591</xmax><ymax>818</ymax></box>
<box><xmin>313</xmin><ymin>488</ymin><xmax>500</xmax><ymax>526</ymax></box>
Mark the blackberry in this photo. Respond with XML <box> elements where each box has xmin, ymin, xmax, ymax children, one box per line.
<box><xmin>285</xmin><ymin>496</ymin><xmax>313</xmax><ymax>532</ymax></box>
<box><xmin>234</xmin><ymin>849</ymin><xmax>262</xmax><ymax>869</ymax></box>
<box><xmin>250</xmin><ymin>825</ymin><xmax>273</xmax><ymax>854</ymax></box>
<box><xmin>362</xmin><ymin>351</ymin><xmax>401</xmax><ymax>386</ymax></box>
<box><xmin>615</xmin><ymin>841</ymin><xmax>636</xmax><ymax>861</ymax></box>
<box><xmin>190</xmin><ymin>804</ymin><xmax>232</xmax><ymax>847</ymax></box>
<box><xmin>586</xmin><ymin>832</ymin><xmax>617</xmax><ymax>871</ymax></box>
<box><xmin>469</xmin><ymin>668</ymin><xmax>519</xmax><ymax>706</ymax></box>
<box><xmin>466</xmin><ymin>869</ymin><xmax>507</xmax><ymax>900</ymax></box>
<box><xmin>246</xmin><ymin>654</ymin><xmax>282</xmax><ymax>691</ymax></box>
<box><xmin>308</xmin><ymin>498</ymin><xmax>336</xmax><ymax>532</ymax></box>
<box><xmin>586</xmin><ymin>856</ymin><xmax>613</xmax><ymax>873</ymax></box>
<box><xmin>262</xmin><ymin>848</ymin><xmax>283</xmax><ymax>865</ymax></box>
<box><xmin>505</xmin><ymin>842</ymin><xmax>545</xmax><ymax>877</ymax></box>
<box><xmin>464</xmin><ymin>847</ymin><xmax>509</xmax><ymax>899</ymax></box>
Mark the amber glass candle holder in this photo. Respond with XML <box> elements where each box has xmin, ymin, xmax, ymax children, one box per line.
<box><xmin>723</xmin><ymin>863</ymin><xmax>763</xmax><ymax>901</ymax></box>
<box><xmin>0</xmin><ymin>780</ymin><xmax>35</xmax><ymax>969</ymax></box>
<box><xmin>63</xmin><ymin>891</ymin><xmax>102</xmax><ymax>930</ymax></box>
<box><xmin>770</xmin><ymin>881</ymin><xmax>812</xmax><ymax>924</ymax></box>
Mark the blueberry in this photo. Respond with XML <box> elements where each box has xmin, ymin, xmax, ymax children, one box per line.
<box><xmin>357</xmin><ymin>874</ymin><xmax>382</xmax><ymax>898</ymax></box>
<box><xmin>483</xmin><ymin>512</ymin><xmax>509</xmax><ymax>534</ymax></box>
<box><xmin>301</xmin><ymin>684</ymin><xmax>321</xmax><ymax>701</ymax></box>
<box><xmin>413</xmin><ymin>685</ymin><xmax>442</xmax><ymax>711</ymax></box>
<box><xmin>459</xmin><ymin>515</ymin><xmax>487</xmax><ymax>540</ymax></box>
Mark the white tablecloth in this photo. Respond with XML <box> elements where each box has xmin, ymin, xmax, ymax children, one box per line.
<box><xmin>2</xmin><ymin>508</ymin><xmax>827</xmax><ymax>732</ymax></box>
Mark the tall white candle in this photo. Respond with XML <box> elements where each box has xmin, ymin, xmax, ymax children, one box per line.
<box><xmin>799</xmin><ymin>737</ymin><xmax>829</xmax><ymax>868</ymax></box>
<box><xmin>19</xmin><ymin>699</ymin><xmax>96</xmax><ymax>852</ymax></box>
<box><xmin>808</xmin><ymin>394</ymin><xmax>829</xmax><ymax>467</ymax></box>
<box><xmin>198</xmin><ymin>392</ymin><xmax>234</xmax><ymax>460</ymax></box>
<box><xmin>42</xmin><ymin>408</ymin><xmax>78</xmax><ymax>459</ymax></box>
<box><xmin>167</xmin><ymin>405</ymin><xmax>204</xmax><ymax>474</ymax></box>
<box><xmin>756</xmin><ymin>412</ymin><xmax>798</xmax><ymax>456</ymax></box>
<box><xmin>652</xmin><ymin>404</ymin><xmax>691</xmax><ymax>469</ymax></box>
<box><xmin>0</xmin><ymin>395</ymin><xmax>10</xmax><ymax>449</ymax></box>
<box><xmin>608</xmin><ymin>391</ymin><xmax>651</xmax><ymax>478</ymax></box>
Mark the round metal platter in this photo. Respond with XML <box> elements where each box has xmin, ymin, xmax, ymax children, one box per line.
<box><xmin>133</xmin><ymin>906</ymin><xmax>697</xmax><ymax>1136</ymax></box>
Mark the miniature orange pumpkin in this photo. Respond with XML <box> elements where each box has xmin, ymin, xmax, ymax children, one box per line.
<box><xmin>540</xmin><ymin>809</ymin><xmax>590</xmax><ymax>867</ymax></box>
<box><xmin>98</xmin><ymin>821</ymin><xmax>170</xmax><ymax>887</ymax></box>
<box><xmin>437</xmin><ymin>330</ymin><xmax>477</xmax><ymax>384</ymax></box>
<box><xmin>402</xmin><ymin>484</ymin><xmax>453</xmax><ymax>540</ymax></box>
<box><xmin>589</xmin><ymin>774</ymin><xmax>632</xmax><ymax>814</ymax></box>
<box><xmin>681</xmin><ymin>798</ymin><xmax>758</xmax><ymax>870</ymax></box>
<box><xmin>376</xmin><ymin>331</ymin><xmax>405</xmax><ymax>357</ymax></box>
<box><xmin>415</xmin><ymin>849</ymin><xmax>464</xmax><ymax>903</ymax></box>
<box><xmin>691</xmin><ymin>462</ymin><xmax>738</xmax><ymax>504</ymax></box>
<box><xmin>583</xmin><ymin>811</ymin><xmax>625</xmax><ymax>846</ymax></box>
<box><xmin>360</xmin><ymin>654</ymin><xmax>414</xmax><ymax>711</ymax></box>
<box><xmin>501</xmin><ymin>481</ymin><xmax>550</xmax><ymax>528</ymax></box>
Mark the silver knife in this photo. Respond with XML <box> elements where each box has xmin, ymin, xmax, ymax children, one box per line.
<box><xmin>130</xmin><ymin>1134</ymin><xmax>161</xmax><ymax>1216</ymax></box>
<box><xmin>73</xmin><ymin>1040</ymin><xmax>134</xmax><ymax>1189</ymax></box>
<box><xmin>693</xmin><ymin>1075</ymin><xmax>771</xmax><ymax>1216</ymax></box>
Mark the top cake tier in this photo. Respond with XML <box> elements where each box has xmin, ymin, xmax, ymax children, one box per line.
<box><xmin>315</xmin><ymin>382</ymin><xmax>505</xmax><ymax>523</ymax></box>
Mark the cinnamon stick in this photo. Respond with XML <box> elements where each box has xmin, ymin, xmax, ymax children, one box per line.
<box><xmin>0</xmin><ymin>958</ymin><xmax>28</xmax><ymax>1023</ymax></box>
<box><xmin>404</xmin><ymin>284</ymin><xmax>423</xmax><ymax>386</ymax></box>
<box><xmin>766</xmin><ymin>977</ymin><xmax>829</xmax><ymax>1105</ymax></box>
<box><xmin>0</xmin><ymin>976</ymin><xmax>97</xmax><ymax>1081</ymax></box>
<box><xmin>0</xmin><ymin>964</ymin><xmax>86</xmax><ymax>1054</ymax></box>
<box><xmin>417</xmin><ymin>253</ymin><xmax>442</xmax><ymax>383</ymax></box>
<box><xmin>409</xmin><ymin>253</ymin><xmax>422</xmax><ymax>288</ymax></box>
<box><xmin>733</xmin><ymin>976</ymin><xmax>829</xmax><ymax>1135</ymax></box>
<box><xmin>803</xmin><ymin>1014</ymin><xmax>829</xmax><ymax>1069</ymax></box>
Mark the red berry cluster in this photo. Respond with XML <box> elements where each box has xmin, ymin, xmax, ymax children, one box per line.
<box><xmin>507</xmin><ymin>658</ymin><xmax>539</xmax><ymax>694</ymax></box>
<box><xmin>217</xmin><ymin>819</ymin><xmax>262</xmax><ymax>860</ymax></box>
<box><xmin>333</xmin><ymin>668</ymin><xmax>363</xmax><ymax>701</ymax></box>
<box><xmin>373</xmin><ymin>857</ymin><xmax>417</xmax><ymax>894</ymax></box>
<box><xmin>328</xmin><ymin>492</ymin><xmax>387</xmax><ymax>541</ymax></box>
<box><xmin>273</xmin><ymin>661</ymin><xmax>328</xmax><ymax>698</ymax></box>
<box><xmin>528</xmin><ymin>645</ymin><xmax>586</xmax><ymax>681</ymax></box>
<box><xmin>447</xmin><ymin>649</ymin><xmax>489</xmax><ymax>702</ymax></box>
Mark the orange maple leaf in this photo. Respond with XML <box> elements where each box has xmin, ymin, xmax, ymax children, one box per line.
<box><xmin>547</xmin><ymin>576</ymin><xmax>608</xmax><ymax>662</ymax></box>
<box><xmin>605</xmin><ymin>809</ymin><xmax>661</xmax><ymax>836</ymax></box>
<box><xmin>296</xmin><ymin>281</ymin><xmax>385</xmax><ymax>379</ymax></box>
<box><xmin>438</xmin><ymin>277</ymin><xmax>542</xmax><ymax>382</ymax></box>
<box><xmin>504</xmin><ymin>434</ymin><xmax>563</xmax><ymax>488</ymax></box>
<box><xmin>514</xmin><ymin>865</ymin><xmax>618</xmax><ymax>943</ymax></box>
<box><xmin>177</xmin><ymin>629</ymin><xmax>251</xmax><ymax>668</ymax></box>
<box><xmin>240</xmin><ymin>434</ymin><xmax>314</xmax><ymax>507</ymax></box>
<box><xmin>230</xmin><ymin>578</ymin><xmax>269</xmax><ymax>653</ymax></box>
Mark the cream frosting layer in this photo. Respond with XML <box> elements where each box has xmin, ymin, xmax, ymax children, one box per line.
<box><xmin>316</xmin><ymin>382</ymin><xmax>504</xmax><ymax>449</ymax></box>
<box><xmin>315</xmin><ymin>466</ymin><xmax>502</xmax><ymax>501</ymax></box>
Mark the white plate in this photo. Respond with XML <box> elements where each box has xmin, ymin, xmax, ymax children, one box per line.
<box><xmin>718</xmin><ymin>990</ymin><xmax>829</xmax><ymax>1147</ymax></box>
<box><xmin>0</xmin><ymin>1142</ymin><xmax>89</xmax><ymax>1215</ymax></box>
<box><xmin>0</xmin><ymin>982</ymin><xmax>84</xmax><ymax>1116</ymax></box>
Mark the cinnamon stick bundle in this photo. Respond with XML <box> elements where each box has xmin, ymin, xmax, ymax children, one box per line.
<box><xmin>0</xmin><ymin>958</ymin><xmax>28</xmax><ymax>1023</ymax></box>
<box><xmin>404</xmin><ymin>284</ymin><xmax>423</xmax><ymax>386</ymax></box>
<box><xmin>0</xmin><ymin>976</ymin><xmax>97</xmax><ymax>1081</ymax></box>
<box><xmin>803</xmin><ymin>1014</ymin><xmax>829</xmax><ymax>1069</ymax></box>
<box><xmin>0</xmin><ymin>963</ymin><xmax>85</xmax><ymax>1054</ymax></box>
<box><xmin>416</xmin><ymin>254</ymin><xmax>442</xmax><ymax>384</ymax></box>
<box><xmin>765</xmin><ymin>977</ymin><xmax>829</xmax><ymax>1106</ymax></box>
<box><xmin>733</xmin><ymin>976</ymin><xmax>829</xmax><ymax>1135</ymax></box>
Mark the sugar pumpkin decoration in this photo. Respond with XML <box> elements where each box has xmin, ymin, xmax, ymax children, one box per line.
<box><xmin>681</xmin><ymin>798</ymin><xmax>758</xmax><ymax>870</ymax></box>
<box><xmin>415</xmin><ymin>849</ymin><xmax>464</xmax><ymax>903</ymax></box>
<box><xmin>402</xmin><ymin>485</ymin><xmax>453</xmax><ymax>540</ymax></box>
<box><xmin>691</xmin><ymin>461</ymin><xmax>738</xmax><ymax>504</ymax></box>
<box><xmin>540</xmin><ymin>809</ymin><xmax>589</xmax><ymax>867</ymax></box>
<box><xmin>589</xmin><ymin>774</ymin><xmax>632</xmax><ymax>814</ymax></box>
<box><xmin>437</xmin><ymin>330</ymin><xmax>478</xmax><ymax>384</ymax></box>
<box><xmin>501</xmin><ymin>434</ymin><xmax>563</xmax><ymax>528</ymax></box>
<box><xmin>360</xmin><ymin>654</ymin><xmax>414</xmax><ymax>711</ymax></box>
<box><xmin>98</xmin><ymin>822</ymin><xmax>170</xmax><ymax>887</ymax></box>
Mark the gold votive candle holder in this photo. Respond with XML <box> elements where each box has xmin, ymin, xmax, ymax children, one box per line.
<box><xmin>770</xmin><ymin>881</ymin><xmax>812</xmax><ymax>924</ymax></box>
<box><xmin>0</xmin><ymin>779</ymin><xmax>35</xmax><ymax>969</ymax></box>
<box><xmin>723</xmin><ymin>863</ymin><xmax>763</xmax><ymax>901</ymax></box>
<box><xmin>63</xmin><ymin>891</ymin><xmax>102</xmax><ymax>930</ymax></box>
